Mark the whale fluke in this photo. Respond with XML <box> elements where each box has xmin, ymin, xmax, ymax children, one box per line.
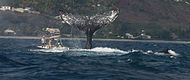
<box><xmin>60</xmin><ymin>10</ymin><xmax>119</xmax><ymax>49</ymax></box>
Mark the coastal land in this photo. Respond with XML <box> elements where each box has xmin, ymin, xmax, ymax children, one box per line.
<box><xmin>1</xmin><ymin>0</ymin><xmax>190</xmax><ymax>40</ymax></box>
<box><xmin>0</xmin><ymin>36</ymin><xmax>189</xmax><ymax>44</ymax></box>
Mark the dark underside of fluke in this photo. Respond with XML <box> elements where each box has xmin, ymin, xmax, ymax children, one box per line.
<box><xmin>61</xmin><ymin>10</ymin><xmax>119</xmax><ymax>49</ymax></box>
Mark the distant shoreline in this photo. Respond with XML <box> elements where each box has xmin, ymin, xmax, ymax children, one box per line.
<box><xmin>0</xmin><ymin>36</ymin><xmax>189</xmax><ymax>44</ymax></box>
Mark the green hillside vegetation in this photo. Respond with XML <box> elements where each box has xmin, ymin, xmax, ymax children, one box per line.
<box><xmin>0</xmin><ymin>0</ymin><xmax>116</xmax><ymax>15</ymax></box>
<box><xmin>0</xmin><ymin>0</ymin><xmax>190</xmax><ymax>40</ymax></box>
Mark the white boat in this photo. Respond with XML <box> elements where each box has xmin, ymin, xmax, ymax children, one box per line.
<box><xmin>37</xmin><ymin>28</ymin><xmax>69</xmax><ymax>51</ymax></box>
<box><xmin>37</xmin><ymin>45</ymin><xmax>69</xmax><ymax>50</ymax></box>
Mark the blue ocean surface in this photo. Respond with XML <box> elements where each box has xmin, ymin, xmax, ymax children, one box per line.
<box><xmin>0</xmin><ymin>38</ymin><xmax>190</xmax><ymax>80</ymax></box>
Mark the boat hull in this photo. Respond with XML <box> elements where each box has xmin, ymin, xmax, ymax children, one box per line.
<box><xmin>37</xmin><ymin>46</ymin><xmax>69</xmax><ymax>51</ymax></box>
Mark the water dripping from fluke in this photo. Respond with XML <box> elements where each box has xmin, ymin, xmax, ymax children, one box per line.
<box><xmin>60</xmin><ymin>10</ymin><xmax>119</xmax><ymax>49</ymax></box>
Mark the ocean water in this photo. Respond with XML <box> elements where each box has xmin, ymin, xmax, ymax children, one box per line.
<box><xmin>0</xmin><ymin>38</ymin><xmax>190</xmax><ymax>80</ymax></box>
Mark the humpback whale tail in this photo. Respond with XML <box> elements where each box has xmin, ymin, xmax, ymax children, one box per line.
<box><xmin>60</xmin><ymin>10</ymin><xmax>119</xmax><ymax>49</ymax></box>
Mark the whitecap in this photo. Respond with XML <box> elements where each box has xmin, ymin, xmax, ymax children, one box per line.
<box><xmin>68</xmin><ymin>47</ymin><xmax>130</xmax><ymax>56</ymax></box>
<box><xmin>29</xmin><ymin>47</ymin><xmax>179</xmax><ymax>57</ymax></box>
<box><xmin>71</xmin><ymin>47</ymin><xmax>129</xmax><ymax>54</ymax></box>
<box><xmin>146</xmin><ymin>49</ymin><xmax>179</xmax><ymax>57</ymax></box>
<box><xmin>29</xmin><ymin>47</ymin><xmax>129</xmax><ymax>56</ymax></box>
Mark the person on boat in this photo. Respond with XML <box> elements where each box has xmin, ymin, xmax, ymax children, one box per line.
<box><xmin>48</xmin><ymin>38</ymin><xmax>53</xmax><ymax>49</ymax></box>
<box><xmin>57</xmin><ymin>42</ymin><xmax>62</xmax><ymax>48</ymax></box>
<box><xmin>41</xmin><ymin>36</ymin><xmax>46</xmax><ymax>47</ymax></box>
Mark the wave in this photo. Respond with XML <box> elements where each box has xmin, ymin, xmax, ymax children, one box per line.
<box><xmin>66</xmin><ymin>47</ymin><xmax>129</xmax><ymax>56</ymax></box>
<box><xmin>29</xmin><ymin>47</ymin><xmax>179</xmax><ymax>57</ymax></box>
<box><xmin>29</xmin><ymin>47</ymin><xmax>129</xmax><ymax>56</ymax></box>
<box><xmin>143</xmin><ymin>50</ymin><xmax>179</xmax><ymax>57</ymax></box>
<box><xmin>71</xmin><ymin>47</ymin><xmax>129</xmax><ymax>53</ymax></box>
<box><xmin>0</xmin><ymin>55</ymin><xmax>28</xmax><ymax>67</ymax></box>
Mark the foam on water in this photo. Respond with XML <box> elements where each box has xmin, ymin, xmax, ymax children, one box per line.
<box><xmin>29</xmin><ymin>47</ymin><xmax>179</xmax><ymax>57</ymax></box>
<box><xmin>141</xmin><ymin>49</ymin><xmax>179</xmax><ymax>57</ymax></box>
<box><xmin>67</xmin><ymin>47</ymin><xmax>130</xmax><ymax>56</ymax></box>
<box><xmin>29</xmin><ymin>47</ymin><xmax>129</xmax><ymax>56</ymax></box>
<box><xmin>71</xmin><ymin>47</ymin><xmax>129</xmax><ymax>53</ymax></box>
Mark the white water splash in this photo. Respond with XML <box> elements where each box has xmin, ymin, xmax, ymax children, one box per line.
<box><xmin>29</xmin><ymin>47</ymin><xmax>129</xmax><ymax>56</ymax></box>
<box><xmin>67</xmin><ymin>47</ymin><xmax>130</xmax><ymax>56</ymax></box>
<box><xmin>29</xmin><ymin>47</ymin><xmax>179</xmax><ymax>57</ymax></box>
<box><xmin>71</xmin><ymin>47</ymin><xmax>129</xmax><ymax>53</ymax></box>
<box><xmin>153</xmin><ymin>50</ymin><xmax>179</xmax><ymax>56</ymax></box>
<box><xmin>142</xmin><ymin>49</ymin><xmax>179</xmax><ymax>57</ymax></box>
<box><xmin>123</xmin><ymin>49</ymin><xmax>179</xmax><ymax>57</ymax></box>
